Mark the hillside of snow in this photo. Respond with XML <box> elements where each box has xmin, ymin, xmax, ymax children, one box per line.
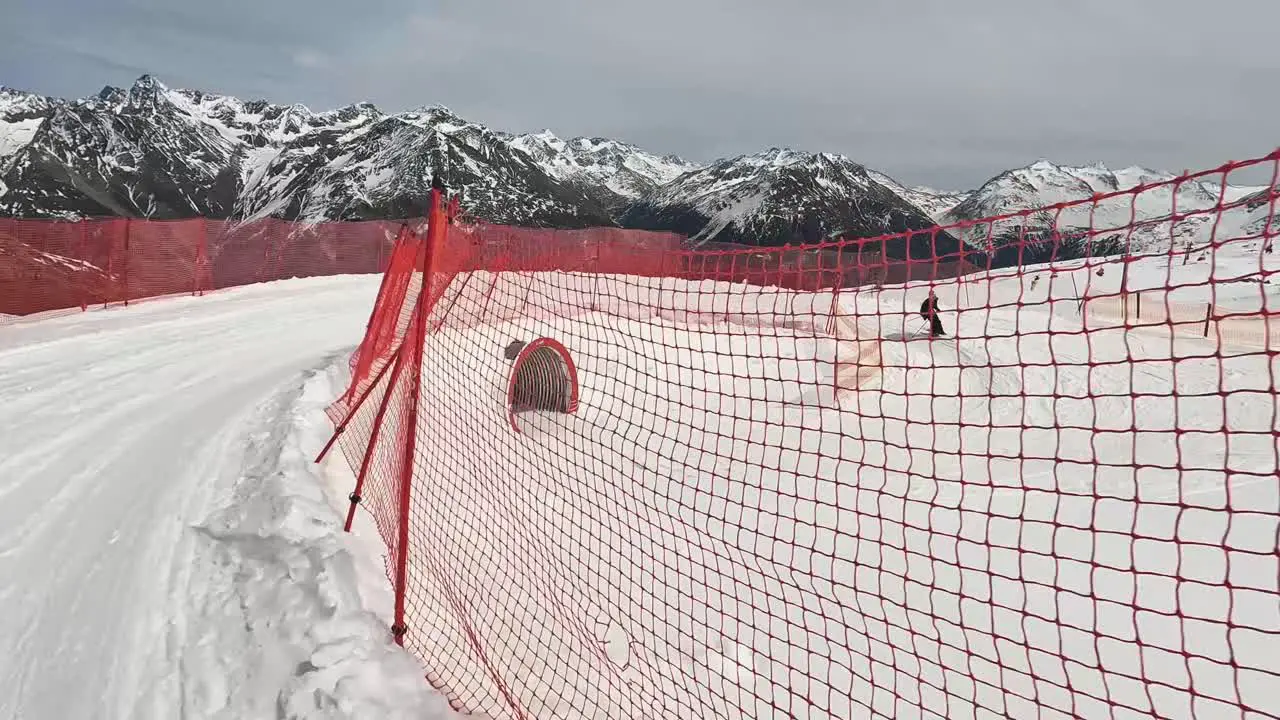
<box><xmin>371</xmin><ymin>230</ymin><xmax>1277</xmax><ymax>719</ymax></box>
<box><xmin>0</xmin><ymin>88</ymin><xmax>50</xmax><ymax>173</ymax></box>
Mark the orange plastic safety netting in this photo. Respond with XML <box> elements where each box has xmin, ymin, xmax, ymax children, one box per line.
<box><xmin>323</xmin><ymin>153</ymin><xmax>1280</xmax><ymax>720</ymax></box>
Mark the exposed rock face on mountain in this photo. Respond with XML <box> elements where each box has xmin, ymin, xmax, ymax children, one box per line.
<box><xmin>232</xmin><ymin>105</ymin><xmax>621</xmax><ymax>227</ymax></box>
<box><xmin>1</xmin><ymin>79</ymin><xmax>242</xmax><ymax>219</ymax></box>
<box><xmin>0</xmin><ymin>77</ymin><xmax>661</xmax><ymax>227</ymax></box>
<box><xmin>1239</xmin><ymin>184</ymin><xmax>1279</xmax><ymax>237</ymax></box>
<box><xmin>617</xmin><ymin>148</ymin><xmax>965</xmax><ymax>259</ymax></box>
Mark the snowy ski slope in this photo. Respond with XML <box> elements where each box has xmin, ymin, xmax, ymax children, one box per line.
<box><xmin>0</xmin><ymin>277</ymin><xmax>459</xmax><ymax>720</ymax></box>
<box><xmin>0</xmin><ymin>233</ymin><xmax>1275</xmax><ymax>719</ymax></box>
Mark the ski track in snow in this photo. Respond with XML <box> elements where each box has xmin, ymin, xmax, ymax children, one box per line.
<box><xmin>0</xmin><ymin>277</ymin><xmax>460</xmax><ymax>720</ymax></box>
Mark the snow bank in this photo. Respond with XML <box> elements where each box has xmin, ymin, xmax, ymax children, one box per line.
<box><xmin>171</xmin><ymin>358</ymin><xmax>466</xmax><ymax>719</ymax></box>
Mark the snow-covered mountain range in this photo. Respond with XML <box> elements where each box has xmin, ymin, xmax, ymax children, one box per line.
<box><xmin>618</xmin><ymin>148</ymin><xmax>963</xmax><ymax>259</ymax></box>
<box><xmin>1</xmin><ymin>75</ymin><xmax>1273</xmax><ymax>256</ymax></box>
<box><xmin>937</xmin><ymin>160</ymin><xmax>1273</xmax><ymax>253</ymax></box>
<box><xmin>0</xmin><ymin>76</ymin><xmax>696</xmax><ymax>228</ymax></box>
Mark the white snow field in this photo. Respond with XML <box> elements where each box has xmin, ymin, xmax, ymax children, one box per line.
<box><xmin>0</xmin><ymin>276</ymin><xmax>461</xmax><ymax>720</ymax></box>
<box><xmin>0</xmin><ymin>230</ymin><xmax>1275</xmax><ymax>720</ymax></box>
<box><xmin>391</xmin><ymin>234</ymin><xmax>1277</xmax><ymax>719</ymax></box>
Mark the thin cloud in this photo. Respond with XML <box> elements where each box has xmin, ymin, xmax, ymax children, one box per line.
<box><xmin>291</xmin><ymin>50</ymin><xmax>330</xmax><ymax>70</ymax></box>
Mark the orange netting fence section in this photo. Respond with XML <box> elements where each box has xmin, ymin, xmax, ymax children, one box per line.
<box><xmin>0</xmin><ymin>216</ymin><xmax>420</xmax><ymax>319</ymax></box>
<box><xmin>323</xmin><ymin>152</ymin><xmax>1280</xmax><ymax>720</ymax></box>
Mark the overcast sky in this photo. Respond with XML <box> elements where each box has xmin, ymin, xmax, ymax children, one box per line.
<box><xmin>1</xmin><ymin>0</ymin><xmax>1276</xmax><ymax>189</ymax></box>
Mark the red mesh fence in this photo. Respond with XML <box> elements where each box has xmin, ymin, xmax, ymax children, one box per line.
<box><xmin>0</xmin><ymin>216</ymin><xmax>413</xmax><ymax>319</ymax></box>
<box><xmin>326</xmin><ymin>150</ymin><xmax>1280</xmax><ymax>720</ymax></box>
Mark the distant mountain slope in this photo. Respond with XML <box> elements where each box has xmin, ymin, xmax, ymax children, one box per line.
<box><xmin>866</xmin><ymin>170</ymin><xmax>969</xmax><ymax>219</ymax></box>
<box><xmin>940</xmin><ymin>160</ymin><xmax>1271</xmax><ymax>252</ymax></box>
<box><xmin>506</xmin><ymin>131</ymin><xmax>697</xmax><ymax>209</ymax></box>
<box><xmin>618</xmin><ymin>148</ymin><xmax>963</xmax><ymax>258</ymax></box>
<box><xmin>1</xmin><ymin>79</ymin><xmax>242</xmax><ymax>218</ymax></box>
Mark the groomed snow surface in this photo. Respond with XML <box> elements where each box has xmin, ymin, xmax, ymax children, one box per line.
<box><xmin>0</xmin><ymin>278</ymin><xmax>460</xmax><ymax>720</ymax></box>
<box><xmin>1</xmin><ymin>233</ymin><xmax>1277</xmax><ymax>719</ymax></box>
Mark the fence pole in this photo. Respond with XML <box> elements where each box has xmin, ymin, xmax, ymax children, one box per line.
<box><xmin>78</xmin><ymin>220</ymin><xmax>90</xmax><ymax>312</ymax></box>
<box><xmin>1120</xmin><ymin>249</ymin><xmax>1130</xmax><ymax>297</ymax></box>
<box><xmin>195</xmin><ymin>219</ymin><xmax>208</xmax><ymax>297</ymax></box>
<box><xmin>391</xmin><ymin>184</ymin><xmax>446</xmax><ymax>646</ymax></box>
<box><xmin>103</xmin><ymin>221</ymin><xmax>115</xmax><ymax>310</ymax></box>
<box><xmin>123</xmin><ymin>218</ymin><xmax>132</xmax><ymax>307</ymax></box>
<box><xmin>1204</xmin><ymin>303</ymin><xmax>1212</xmax><ymax>337</ymax></box>
<box><xmin>343</xmin><ymin>346</ymin><xmax>408</xmax><ymax>532</ymax></box>
<box><xmin>316</xmin><ymin>341</ymin><xmax>402</xmax><ymax>464</ymax></box>
<box><xmin>260</xmin><ymin>228</ymin><xmax>271</xmax><ymax>283</ymax></box>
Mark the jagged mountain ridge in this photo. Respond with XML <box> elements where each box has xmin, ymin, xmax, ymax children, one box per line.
<box><xmin>0</xmin><ymin>75</ymin><xmax>1271</xmax><ymax>257</ymax></box>
<box><xmin>231</xmin><ymin>106</ymin><xmax>619</xmax><ymax>226</ymax></box>
<box><xmin>0</xmin><ymin>80</ymin><xmax>243</xmax><ymax>218</ymax></box>
<box><xmin>0</xmin><ymin>77</ymin><xmax>683</xmax><ymax>227</ymax></box>
<box><xmin>618</xmin><ymin>148</ymin><xmax>965</xmax><ymax>259</ymax></box>
<box><xmin>0</xmin><ymin>89</ymin><xmax>50</xmax><ymax>178</ymax></box>
<box><xmin>946</xmin><ymin>160</ymin><xmax>1266</xmax><ymax>219</ymax></box>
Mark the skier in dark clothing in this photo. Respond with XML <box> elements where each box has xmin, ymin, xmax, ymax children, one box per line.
<box><xmin>919</xmin><ymin>291</ymin><xmax>946</xmax><ymax>337</ymax></box>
